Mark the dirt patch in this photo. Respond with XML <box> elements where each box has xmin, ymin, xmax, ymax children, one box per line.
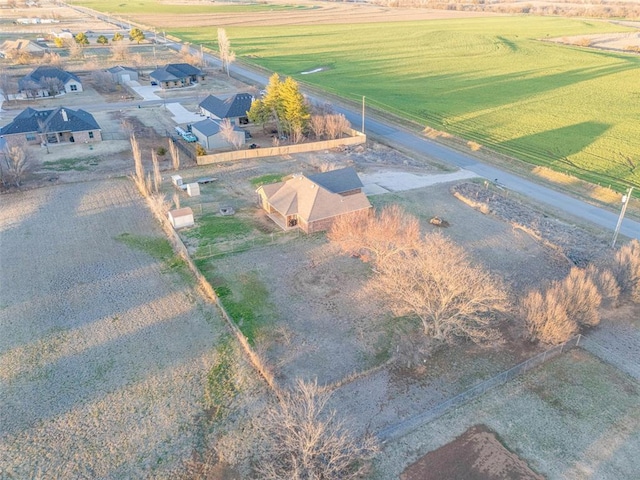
<box><xmin>401</xmin><ymin>424</ymin><xmax>543</xmax><ymax>480</ymax></box>
<box><xmin>452</xmin><ymin>182</ymin><xmax>610</xmax><ymax>267</ymax></box>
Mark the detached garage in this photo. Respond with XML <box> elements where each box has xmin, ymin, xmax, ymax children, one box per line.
<box><xmin>107</xmin><ymin>66</ymin><xmax>138</xmax><ymax>85</ymax></box>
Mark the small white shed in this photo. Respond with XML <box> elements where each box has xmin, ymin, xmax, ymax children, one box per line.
<box><xmin>168</xmin><ymin>207</ymin><xmax>194</xmax><ymax>229</ymax></box>
<box><xmin>171</xmin><ymin>175</ymin><xmax>183</xmax><ymax>187</ymax></box>
<box><xmin>186</xmin><ymin>183</ymin><xmax>200</xmax><ymax>197</ymax></box>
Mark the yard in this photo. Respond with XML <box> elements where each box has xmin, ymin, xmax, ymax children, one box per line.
<box><xmin>0</xmin><ymin>179</ymin><xmax>250</xmax><ymax>477</ymax></box>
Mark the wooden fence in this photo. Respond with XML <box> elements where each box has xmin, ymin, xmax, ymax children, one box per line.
<box><xmin>196</xmin><ymin>130</ymin><xmax>366</xmax><ymax>165</ymax></box>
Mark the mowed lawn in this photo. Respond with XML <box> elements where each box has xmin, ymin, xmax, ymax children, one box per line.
<box><xmin>69</xmin><ymin>0</ymin><xmax>314</xmax><ymax>14</ymax></box>
<box><xmin>169</xmin><ymin>17</ymin><xmax>639</xmax><ymax>191</ymax></box>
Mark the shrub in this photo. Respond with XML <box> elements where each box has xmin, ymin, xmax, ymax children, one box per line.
<box><xmin>611</xmin><ymin>239</ymin><xmax>640</xmax><ymax>303</ymax></box>
<box><xmin>156</xmin><ymin>146</ymin><xmax>167</xmax><ymax>156</ymax></box>
<box><xmin>522</xmin><ymin>290</ymin><xmax>578</xmax><ymax>345</ymax></box>
<box><xmin>559</xmin><ymin>267</ymin><xmax>602</xmax><ymax>328</ymax></box>
<box><xmin>195</xmin><ymin>143</ymin><xmax>206</xmax><ymax>156</ymax></box>
<box><xmin>586</xmin><ymin>264</ymin><xmax>620</xmax><ymax>308</ymax></box>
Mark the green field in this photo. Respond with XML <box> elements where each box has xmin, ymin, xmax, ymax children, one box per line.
<box><xmin>172</xmin><ymin>17</ymin><xmax>640</xmax><ymax>192</ymax></box>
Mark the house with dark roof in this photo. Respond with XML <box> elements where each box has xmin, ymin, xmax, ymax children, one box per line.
<box><xmin>256</xmin><ymin>167</ymin><xmax>372</xmax><ymax>234</ymax></box>
<box><xmin>191</xmin><ymin>118</ymin><xmax>245</xmax><ymax>150</ymax></box>
<box><xmin>18</xmin><ymin>66</ymin><xmax>82</xmax><ymax>98</ymax></box>
<box><xmin>198</xmin><ymin>93</ymin><xmax>253</xmax><ymax>125</ymax></box>
<box><xmin>106</xmin><ymin>66</ymin><xmax>138</xmax><ymax>84</ymax></box>
<box><xmin>149</xmin><ymin>63</ymin><xmax>205</xmax><ymax>89</ymax></box>
<box><xmin>0</xmin><ymin>107</ymin><xmax>102</xmax><ymax>146</ymax></box>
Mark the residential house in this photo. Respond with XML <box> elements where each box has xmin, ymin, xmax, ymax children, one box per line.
<box><xmin>191</xmin><ymin>118</ymin><xmax>245</xmax><ymax>150</ymax></box>
<box><xmin>106</xmin><ymin>66</ymin><xmax>138</xmax><ymax>84</ymax></box>
<box><xmin>149</xmin><ymin>63</ymin><xmax>205</xmax><ymax>89</ymax></box>
<box><xmin>198</xmin><ymin>93</ymin><xmax>253</xmax><ymax>125</ymax></box>
<box><xmin>19</xmin><ymin>66</ymin><xmax>82</xmax><ymax>98</ymax></box>
<box><xmin>0</xmin><ymin>106</ymin><xmax>102</xmax><ymax>146</ymax></box>
<box><xmin>0</xmin><ymin>39</ymin><xmax>47</xmax><ymax>59</ymax></box>
<box><xmin>256</xmin><ymin>167</ymin><xmax>372</xmax><ymax>234</ymax></box>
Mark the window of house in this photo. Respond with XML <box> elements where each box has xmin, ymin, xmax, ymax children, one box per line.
<box><xmin>26</xmin><ymin>133</ymin><xmax>36</xmax><ymax>141</ymax></box>
<box><xmin>70</xmin><ymin>84</ymin><xmax>77</xmax><ymax>91</ymax></box>
<box><xmin>88</xmin><ymin>131</ymin><xmax>94</xmax><ymax>139</ymax></box>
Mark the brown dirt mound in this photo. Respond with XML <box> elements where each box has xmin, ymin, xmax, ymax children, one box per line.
<box><xmin>401</xmin><ymin>424</ymin><xmax>544</xmax><ymax>480</ymax></box>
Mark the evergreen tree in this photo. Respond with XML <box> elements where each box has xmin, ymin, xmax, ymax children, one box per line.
<box><xmin>96</xmin><ymin>35</ymin><xmax>109</xmax><ymax>45</ymax></box>
<box><xmin>74</xmin><ymin>32</ymin><xmax>89</xmax><ymax>45</ymax></box>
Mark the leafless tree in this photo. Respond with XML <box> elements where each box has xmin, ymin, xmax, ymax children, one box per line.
<box><xmin>558</xmin><ymin>267</ymin><xmax>602</xmax><ymax>328</ymax></box>
<box><xmin>329</xmin><ymin>204</ymin><xmax>420</xmax><ymax>265</ymax></box>
<box><xmin>217</xmin><ymin>28</ymin><xmax>236</xmax><ymax>76</ymax></box>
<box><xmin>256</xmin><ymin>379</ymin><xmax>378</xmax><ymax>480</ymax></box>
<box><xmin>522</xmin><ymin>289</ymin><xmax>578</xmax><ymax>345</ymax></box>
<box><xmin>91</xmin><ymin>70</ymin><xmax>117</xmax><ymax>93</ymax></box>
<box><xmin>586</xmin><ymin>264</ymin><xmax>620</xmax><ymax>308</ymax></box>
<box><xmin>219</xmin><ymin>118</ymin><xmax>243</xmax><ymax>150</ymax></box>
<box><xmin>179</xmin><ymin>44</ymin><xmax>199</xmax><ymax>65</ymax></box>
<box><xmin>37</xmin><ymin>118</ymin><xmax>51</xmax><ymax>153</ymax></box>
<box><xmin>111</xmin><ymin>41</ymin><xmax>129</xmax><ymax>62</ymax></box>
<box><xmin>0</xmin><ymin>72</ymin><xmax>18</xmax><ymax>102</ymax></box>
<box><xmin>40</xmin><ymin>76</ymin><xmax>64</xmax><ymax>96</ymax></box>
<box><xmin>151</xmin><ymin>149</ymin><xmax>161</xmax><ymax>193</ymax></box>
<box><xmin>168</xmin><ymin>138</ymin><xmax>180</xmax><ymax>170</ymax></box>
<box><xmin>21</xmin><ymin>79</ymin><xmax>41</xmax><ymax>100</ymax></box>
<box><xmin>309</xmin><ymin>114</ymin><xmax>326</xmax><ymax>139</ymax></box>
<box><xmin>373</xmin><ymin>232</ymin><xmax>507</xmax><ymax>344</ymax></box>
<box><xmin>41</xmin><ymin>52</ymin><xmax>63</xmax><ymax>67</ymax></box>
<box><xmin>325</xmin><ymin>113</ymin><xmax>350</xmax><ymax>139</ymax></box>
<box><xmin>68</xmin><ymin>40</ymin><xmax>84</xmax><ymax>60</ymax></box>
<box><xmin>3</xmin><ymin>141</ymin><xmax>30</xmax><ymax>187</ymax></box>
<box><xmin>129</xmin><ymin>133</ymin><xmax>148</xmax><ymax>196</ymax></box>
<box><xmin>611</xmin><ymin>239</ymin><xmax>640</xmax><ymax>303</ymax></box>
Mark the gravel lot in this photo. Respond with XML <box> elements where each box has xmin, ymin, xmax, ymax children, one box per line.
<box><xmin>0</xmin><ymin>179</ymin><xmax>226</xmax><ymax>478</ymax></box>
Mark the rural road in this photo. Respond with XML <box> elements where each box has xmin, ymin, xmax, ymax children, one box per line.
<box><xmin>59</xmin><ymin>4</ymin><xmax>640</xmax><ymax>242</ymax></box>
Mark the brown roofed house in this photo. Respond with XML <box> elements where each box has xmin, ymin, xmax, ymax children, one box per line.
<box><xmin>256</xmin><ymin>167</ymin><xmax>372</xmax><ymax>234</ymax></box>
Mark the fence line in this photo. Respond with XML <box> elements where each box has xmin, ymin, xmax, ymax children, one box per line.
<box><xmin>580</xmin><ymin>336</ymin><xmax>640</xmax><ymax>381</ymax></box>
<box><xmin>377</xmin><ymin>334</ymin><xmax>582</xmax><ymax>442</ymax></box>
<box><xmin>193</xmin><ymin>229</ymin><xmax>300</xmax><ymax>259</ymax></box>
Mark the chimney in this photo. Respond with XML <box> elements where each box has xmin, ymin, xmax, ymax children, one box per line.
<box><xmin>61</xmin><ymin>109</ymin><xmax>68</xmax><ymax>122</ymax></box>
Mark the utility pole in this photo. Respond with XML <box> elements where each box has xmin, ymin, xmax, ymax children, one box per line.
<box><xmin>361</xmin><ymin>95</ymin><xmax>366</xmax><ymax>134</ymax></box>
<box><xmin>612</xmin><ymin>186</ymin><xmax>634</xmax><ymax>248</ymax></box>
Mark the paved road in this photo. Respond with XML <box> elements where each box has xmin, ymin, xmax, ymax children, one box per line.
<box><xmin>57</xmin><ymin>4</ymin><xmax>640</xmax><ymax>241</ymax></box>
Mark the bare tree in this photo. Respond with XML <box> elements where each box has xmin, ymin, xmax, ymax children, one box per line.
<box><xmin>329</xmin><ymin>204</ymin><xmax>420</xmax><ymax>265</ymax></box>
<box><xmin>129</xmin><ymin>133</ymin><xmax>148</xmax><ymax>196</ymax></box>
<box><xmin>558</xmin><ymin>267</ymin><xmax>601</xmax><ymax>328</ymax></box>
<box><xmin>41</xmin><ymin>52</ymin><xmax>63</xmax><ymax>67</ymax></box>
<box><xmin>21</xmin><ymin>79</ymin><xmax>41</xmax><ymax>99</ymax></box>
<box><xmin>40</xmin><ymin>76</ymin><xmax>64</xmax><ymax>97</ymax></box>
<box><xmin>586</xmin><ymin>264</ymin><xmax>620</xmax><ymax>308</ymax></box>
<box><xmin>168</xmin><ymin>138</ymin><xmax>180</xmax><ymax>170</ymax></box>
<box><xmin>68</xmin><ymin>40</ymin><xmax>84</xmax><ymax>60</ymax></box>
<box><xmin>372</xmin><ymin>232</ymin><xmax>507</xmax><ymax>344</ymax></box>
<box><xmin>111</xmin><ymin>40</ymin><xmax>129</xmax><ymax>62</ymax></box>
<box><xmin>217</xmin><ymin>28</ymin><xmax>235</xmax><ymax>76</ymax></box>
<box><xmin>3</xmin><ymin>142</ymin><xmax>30</xmax><ymax>187</ymax></box>
<box><xmin>257</xmin><ymin>379</ymin><xmax>378</xmax><ymax>480</ymax></box>
<box><xmin>0</xmin><ymin>72</ymin><xmax>18</xmax><ymax>102</ymax></box>
<box><xmin>219</xmin><ymin>118</ymin><xmax>243</xmax><ymax>150</ymax></box>
<box><xmin>309</xmin><ymin>114</ymin><xmax>326</xmax><ymax>140</ymax></box>
<box><xmin>325</xmin><ymin>113</ymin><xmax>350</xmax><ymax>139</ymax></box>
<box><xmin>151</xmin><ymin>149</ymin><xmax>161</xmax><ymax>193</ymax></box>
<box><xmin>611</xmin><ymin>239</ymin><xmax>640</xmax><ymax>303</ymax></box>
<box><xmin>179</xmin><ymin>44</ymin><xmax>199</xmax><ymax>65</ymax></box>
<box><xmin>37</xmin><ymin>118</ymin><xmax>51</xmax><ymax>153</ymax></box>
<box><xmin>91</xmin><ymin>70</ymin><xmax>117</xmax><ymax>93</ymax></box>
<box><xmin>522</xmin><ymin>289</ymin><xmax>577</xmax><ymax>345</ymax></box>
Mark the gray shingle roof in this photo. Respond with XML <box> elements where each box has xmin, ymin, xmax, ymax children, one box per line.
<box><xmin>306</xmin><ymin>167</ymin><xmax>363</xmax><ymax>194</ymax></box>
<box><xmin>199</xmin><ymin>93</ymin><xmax>253</xmax><ymax>119</ymax></box>
<box><xmin>192</xmin><ymin>118</ymin><xmax>221</xmax><ymax>137</ymax></box>
<box><xmin>149</xmin><ymin>63</ymin><xmax>204</xmax><ymax>82</ymax></box>
<box><xmin>106</xmin><ymin>66</ymin><xmax>136</xmax><ymax>74</ymax></box>
<box><xmin>19</xmin><ymin>66</ymin><xmax>80</xmax><ymax>90</ymax></box>
<box><xmin>0</xmin><ymin>107</ymin><xmax>100</xmax><ymax>136</ymax></box>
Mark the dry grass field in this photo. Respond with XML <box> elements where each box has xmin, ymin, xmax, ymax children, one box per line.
<box><xmin>0</xmin><ymin>179</ymin><xmax>233</xmax><ymax>478</ymax></box>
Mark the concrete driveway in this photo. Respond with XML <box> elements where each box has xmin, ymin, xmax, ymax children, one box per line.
<box><xmin>361</xmin><ymin>169</ymin><xmax>478</xmax><ymax>195</ymax></box>
<box><xmin>164</xmin><ymin>102</ymin><xmax>203</xmax><ymax>125</ymax></box>
<box><xmin>126</xmin><ymin>81</ymin><xmax>161</xmax><ymax>101</ymax></box>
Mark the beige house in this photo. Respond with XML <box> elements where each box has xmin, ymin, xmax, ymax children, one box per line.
<box><xmin>256</xmin><ymin>167</ymin><xmax>372</xmax><ymax>234</ymax></box>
